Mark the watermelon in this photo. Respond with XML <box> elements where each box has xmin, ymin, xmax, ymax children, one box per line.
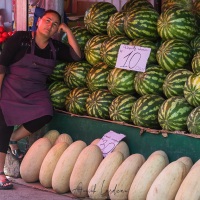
<box><xmin>86</xmin><ymin>89</ymin><xmax>115</xmax><ymax>119</ymax></box>
<box><xmin>109</xmin><ymin>94</ymin><xmax>137</xmax><ymax>123</ymax></box>
<box><xmin>156</xmin><ymin>39</ymin><xmax>193</xmax><ymax>72</ymax></box>
<box><xmin>107</xmin><ymin>11</ymin><xmax>126</xmax><ymax>37</ymax></box>
<box><xmin>161</xmin><ymin>0</ymin><xmax>194</xmax><ymax>12</ymax></box>
<box><xmin>86</xmin><ymin>62</ymin><xmax>112</xmax><ymax>92</ymax></box>
<box><xmin>184</xmin><ymin>72</ymin><xmax>200</xmax><ymax>107</ymax></box>
<box><xmin>65</xmin><ymin>87</ymin><xmax>91</xmax><ymax>115</ymax></box>
<box><xmin>84</xmin><ymin>35</ymin><xmax>109</xmax><ymax>66</ymax></box>
<box><xmin>190</xmin><ymin>35</ymin><xmax>200</xmax><ymax>54</ymax></box>
<box><xmin>193</xmin><ymin>0</ymin><xmax>200</xmax><ymax>26</ymax></box>
<box><xmin>134</xmin><ymin>65</ymin><xmax>168</xmax><ymax>96</ymax></box>
<box><xmin>107</xmin><ymin>68</ymin><xmax>136</xmax><ymax>96</ymax></box>
<box><xmin>124</xmin><ymin>7</ymin><xmax>160</xmax><ymax>41</ymax></box>
<box><xmin>191</xmin><ymin>51</ymin><xmax>200</xmax><ymax>73</ymax></box>
<box><xmin>131</xmin><ymin>94</ymin><xmax>165</xmax><ymax>129</ymax></box>
<box><xmin>84</xmin><ymin>2</ymin><xmax>117</xmax><ymax>35</ymax></box>
<box><xmin>48</xmin><ymin>81</ymin><xmax>70</xmax><ymax>109</ymax></box>
<box><xmin>61</xmin><ymin>26</ymin><xmax>93</xmax><ymax>51</ymax></box>
<box><xmin>48</xmin><ymin>61</ymin><xmax>67</xmax><ymax>82</ymax></box>
<box><xmin>157</xmin><ymin>7</ymin><xmax>198</xmax><ymax>41</ymax></box>
<box><xmin>64</xmin><ymin>61</ymin><xmax>92</xmax><ymax>89</ymax></box>
<box><xmin>187</xmin><ymin>106</ymin><xmax>200</xmax><ymax>134</ymax></box>
<box><xmin>163</xmin><ymin>69</ymin><xmax>193</xmax><ymax>98</ymax></box>
<box><xmin>100</xmin><ymin>35</ymin><xmax>131</xmax><ymax>68</ymax></box>
<box><xmin>158</xmin><ymin>96</ymin><xmax>194</xmax><ymax>131</ymax></box>
<box><xmin>121</xmin><ymin>0</ymin><xmax>154</xmax><ymax>12</ymax></box>
<box><xmin>129</xmin><ymin>38</ymin><xmax>159</xmax><ymax>65</ymax></box>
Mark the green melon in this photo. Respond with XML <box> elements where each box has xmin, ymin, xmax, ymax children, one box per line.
<box><xmin>109</xmin><ymin>94</ymin><xmax>137</xmax><ymax>123</ymax></box>
<box><xmin>124</xmin><ymin>7</ymin><xmax>159</xmax><ymax>41</ymax></box>
<box><xmin>156</xmin><ymin>39</ymin><xmax>193</xmax><ymax>72</ymax></box>
<box><xmin>163</xmin><ymin>69</ymin><xmax>193</xmax><ymax>98</ymax></box>
<box><xmin>100</xmin><ymin>35</ymin><xmax>130</xmax><ymax>68</ymax></box>
<box><xmin>134</xmin><ymin>65</ymin><xmax>168</xmax><ymax>96</ymax></box>
<box><xmin>107</xmin><ymin>68</ymin><xmax>136</xmax><ymax>96</ymax></box>
<box><xmin>86</xmin><ymin>62</ymin><xmax>112</xmax><ymax>92</ymax></box>
<box><xmin>131</xmin><ymin>94</ymin><xmax>165</xmax><ymax>129</ymax></box>
<box><xmin>84</xmin><ymin>2</ymin><xmax>117</xmax><ymax>35</ymax></box>
<box><xmin>64</xmin><ymin>61</ymin><xmax>92</xmax><ymax>89</ymax></box>
<box><xmin>191</xmin><ymin>51</ymin><xmax>200</xmax><ymax>73</ymax></box>
<box><xmin>84</xmin><ymin>35</ymin><xmax>109</xmax><ymax>66</ymax></box>
<box><xmin>86</xmin><ymin>89</ymin><xmax>115</xmax><ymax>119</ymax></box>
<box><xmin>157</xmin><ymin>7</ymin><xmax>198</xmax><ymax>41</ymax></box>
<box><xmin>184</xmin><ymin>72</ymin><xmax>200</xmax><ymax>107</ymax></box>
<box><xmin>65</xmin><ymin>87</ymin><xmax>91</xmax><ymax>115</ymax></box>
<box><xmin>158</xmin><ymin>96</ymin><xmax>194</xmax><ymax>131</ymax></box>
<box><xmin>187</xmin><ymin>106</ymin><xmax>200</xmax><ymax>134</ymax></box>
<box><xmin>48</xmin><ymin>81</ymin><xmax>71</xmax><ymax>109</ymax></box>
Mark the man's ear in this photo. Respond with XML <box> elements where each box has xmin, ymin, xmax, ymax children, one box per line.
<box><xmin>37</xmin><ymin>17</ymin><xmax>41</xmax><ymax>26</ymax></box>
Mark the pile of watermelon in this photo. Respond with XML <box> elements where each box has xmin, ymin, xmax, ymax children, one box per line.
<box><xmin>48</xmin><ymin>0</ymin><xmax>200</xmax><ymax>135</ymax></box>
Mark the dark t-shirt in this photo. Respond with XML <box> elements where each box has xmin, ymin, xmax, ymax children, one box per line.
<box><xmin>0</xmin><ymin>31</ymin><xmax>81</xmax><ymax>68</ymax></box>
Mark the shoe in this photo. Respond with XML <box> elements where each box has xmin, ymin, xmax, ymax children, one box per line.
<box><xmin>0</xmin><ymin>172</ymin><xmax>13</xmax><ymax>190</ymax></box>
<box><xmin>8</xmin><ymin>141</ymin><xmax>24</xmax><ymax>161</ymax></box>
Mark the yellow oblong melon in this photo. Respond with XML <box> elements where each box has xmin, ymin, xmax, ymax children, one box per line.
<box><xmin>128</xmin><ymin>151</ymin><xmax>169</xmax><ymax>200</ymax></box>
<box><xmin>113</xmin><ymin>141</ymin><xmax>130</xmax><ymax>159</ymax></box>
<box><xmin>20</xmin><ymin>137</ymin><xmax>52</xmax><ymax>183</ymax></box>
<box><xmin>52</xmin><ymin>140</ymin><xmax>87</xmax><ymax>194</ymax></box>
<box><xmin>146</xmin><ymin>160</ymin><xmax>188</xmax><ymax>200</ymax></box>
<box><xmin>43</xmin><ymin>129</ymin><xmax>60</xmax><ymax>145</ymax></box>
<box><xmin>69</xmin><ymin>144</ymin><xmax>103</xmax><ymax>198</ymax></box>
<box><xmin>39</xmin><ymin>142</ymin><xmax>69</xmax><ymax>188</ymax></box>
<box><xmin>88</xmin><ymin>151</ymin><xmax>124</xmax><ymax>199</ymax></box>
<box><xmin>54</xmin><ymin>133</ymin><xmax>73</xmax><ymax>145</ymax></box>
<box><xmin>109</xmin><ymin>153</ymin><xmax>145</xmax><ymax>200</ymax></box>
<box><xmin>175</xmin><ymin>159</ymin><xmax>200</xmax><ymax>200</ymax></box>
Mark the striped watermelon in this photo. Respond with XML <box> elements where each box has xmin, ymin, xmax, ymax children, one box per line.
<box><xmin>100</xmin><ymin>35</ymin><xmax>131</xmax><ymax>68</ymax></box>
<box><xmin>65</xmin><ymin>87</ymin><xmax>91</xmax><ymax>115</ymax></box>
<box><xmin>48</xmin><ymin>81</ymin><xmax>70</xmax><ymax>109</ymax></box>
<box><xmin>64</xmin><ymin>61</ymin><xmax>92</xmax><ymax>89</ymax></box>
<box><xmin>161</xmin><ymin>0</ymin><xmax>194</xmax><ymax>12</ymax></box>
<box><xmin>121</xmin><ymin>0</ymin><xmax>154</xmax><ymax>12</ymax></box>
<box><xmin>84</xmin><ymin>35</ymin><xmax>109</xmax><ymax>66</ymax></box>
<box><xmin>131</xmin><ymin>94</ymin><xmax>165</xmax><ymax>129</ymax></box>
<box><xmin>163</xmin><ymin>69</ymin><xmax>193</xmax><ymax>98</ymax></box>
<box><xmin>84</xmin><ymin>2</ymin><xmax>117</xmax><ymax>35</ymax></box>
<box><xmin>191</xmin><ymin>51</ymin><xmax>200</xmax><ymax>73</ymax></box>
<box><xmin>158</xmin><ymin>96</ymin><xmax>194</xmax><ymax>131</ymax></box>
<box><xmin>187</xmin><ymin>106</ymin><xmax>200</xmax><ymax>134</ymax></box>
<box><xmin>107</xmin><ymin>68</ymin><xmax>136</xmax><ymax>96</ymax></box>
<box><xmin>62</xmin><ymin>26</ymin><xmax>93</xmax><ymax>51</ymax></box>
<box><xmin>86</xmin><ymin>89</ymin><xmax>115</xmax><ymax>119</ymax></box>
<box><xmin>157</xmin><ymin>7</ymin><xmax>198</xmax><ymax>41</ymax></box>
<box><xmin>134</xmin><ymin>65</ymin><xmax>168</xmax><ymax>96</ymax></box>
<box><xmin>124</xmin><ymin>7</ymin><xmax>159</xmax><ymax>41</ymax></box>
<box><xmin>86</xmin><ymin>62</ymin><xmax>112</xmax><ymax>92</ymax></box>
<box><xmin>109</xmin><ymin>94</ymin><xmax>137</xmax><ymax>123</ymax></box>
<box><xmin>48</xmin><ymin>61</ymin><xmax>67</xmax><ymax>81</ymax></box>
<box><xmin>190</xmin><ymin>35</ymin><xmax>200</xmax><ymax>54</ymax></box>
<box><xmin>107</xmin><ymin>11</ymin><xmax>126</xmax><ymax>37</ymax></box>
<box><xmin>129</xmin><ymin>38</ymin><xmax>159</xmax><ymax>65</ymax></box>
<box><xmin>184</xmin><ymin>72</ymin><xmax>200</xmax><ymax>107</ymax></box>
<box><xmin>156</xmin><ymin>39</ymin><xmax>193</xmax><ymax>72</ymax></box>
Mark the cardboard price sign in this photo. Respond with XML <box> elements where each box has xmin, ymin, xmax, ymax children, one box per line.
<box><xmin>115</xmin><ymin>44</ymin><xmax>151</xmax><ymax>72</ymax></box>
<box><xmin>97</xmin><ymin>130</ymin><xmax>126</xmax><ymax>157</ymax></box>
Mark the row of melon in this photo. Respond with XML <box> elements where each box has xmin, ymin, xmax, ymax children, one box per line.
<box><xmin>20</xmin><ymin>130</ymin><xmax>200</xmax><ymax>199</ymax></box>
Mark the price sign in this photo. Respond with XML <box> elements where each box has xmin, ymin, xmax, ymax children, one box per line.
<box><xmin>115</xmin><ymin>44</ymin><xmax>151</xmax><ymax>72</ymax></box>
<box><xmin>97</xmin><ymin>130</ymin><xmax>126</xmax><ymax>157</ymax></box>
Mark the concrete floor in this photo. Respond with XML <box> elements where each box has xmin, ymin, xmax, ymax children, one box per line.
<box><xmin>0</xmin><ymin>177</ymin><xmax>90</xmax><ymax>200</ymax></box>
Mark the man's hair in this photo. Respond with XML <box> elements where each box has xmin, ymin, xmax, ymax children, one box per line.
<box><xmin>40</xmin><ymin>9</ymin><xmax>61</xmax><ymax>24</ymax></box>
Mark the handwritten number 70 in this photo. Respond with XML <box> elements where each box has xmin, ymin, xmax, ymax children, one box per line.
<box><xmin>123</xmin><ymin>51</ymin><xmax>141</xmax><ymax>69</ymax></box>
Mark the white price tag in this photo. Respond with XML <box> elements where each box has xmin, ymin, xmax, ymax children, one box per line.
<box><xmin>97</xmin><ymin>130</ymin><xmax>126</xmax><ymax>157</ymax></box>
<box><xmin>115</xmin><ymin>44</ymin><xmax>151</xmax><ymax>72</ymax></box>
